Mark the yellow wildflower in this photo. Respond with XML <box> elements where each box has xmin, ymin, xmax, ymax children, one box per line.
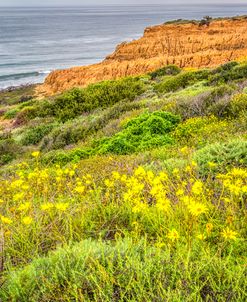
<box><xmin>22</xmin><ymin>216</ymin><xmax>33</xmax><ymax>225</ymax></box>
<box><xmin>1</xmin><ymin>216</ymin><xmax>13</xmax><ymax>225</ymax></box>
<box><xmin>17</xmin><ymin>202</ymin><xmax>31</xmax><ymax>211</ymax></box>
<box><xmin>208</xmin><ymin>161</ymin><xmax>217</xmax><ymax>169</ymax></box>
<box><xmin>134</xmin><ymin>166</ymin><xmax>146</xmax><ymax>177</ymax></box>
<box><xmin>156</xmin><ymin>198</ymin><xmax>170</xmax><ymax>212</ymax></box>
<box><xmin>0</xmin><ymin>199</ymin><xmax>4</xmax><ymax>204</ymax></box>
<box><xmin>221</xmin><ymin>227</ymin><xmax>238</xmax><ymax>241</ymax></box>
<box><xmin>167</xmin><ymin>229</ymin><xmax>180</xmax><ymax>242</ymax></box>
<box><xmin>191</xmin><ymin>181</ymin><xmax>203</xmax><ymax>195</ymax></box>
<box><xmin>132</xmin><ymin>202</ymin><xmax>148</xmax><ymax>214</ymax></box>
<box><xmin>69</xmin><ymin>170</ymin><xmax>75</xmax><ymax>177</ymax></box>
<box><xmin>188</xmin><ymin>202</ymin><xmax>208</xmax><ymax>217</ymax></box>
<box><xmin>74</xmin><ymin>186</ymin><xmax>85</xmax><ymax>194</ymax></box>
<box><xmin>197</xmin><ymin>233</ymin><xmax>206</xmax><ymax>240</ymax></box>
<box><xmin>104</xmin><ymin>179</ymin><xmax>114</xmax><ymax>188</ymax></box>
<box><xmin>13</xmin><ymin>192</ymin><xmax>25</xmax><ymax>202</ymax></box>
<box><xmin>176</xmin><ymin>189</ymin><xmax>184</xmax><ymax>196</ymax></box>
<box><xmin>180</xmin><ymin>146</ymin><xmax>190</xmax><ymax>155</ymax></box>
<box><xmin>55</xmin><ymin>202</ymin><xmax>69</xmax><ymax>212</ymax></box>
<box><xmin>31</xmin><ymin>151</ymin><xmax>40</xmax><ymax>158</ymax></box>
<box><xmin>172</xmin><ymin>168</ymin><xmax>180</xmax><ymax>175</ymax></box>
<box><xmin>112</xmin><ymin>171</ymin><xmax>120</xmax><ymax>180</ymax></box>
<box><xmin>185</xmin><ymin>166</ymin><xmax>192</xmax><ymax>173</ymax></box>
<box><xmin>206</xmin><ymin>223</ymin><xmax>213</xmax><ymax>234</ymax></box>
<box><xmin>40</xmin><ymin>203</ymin><xmax>54</xmax><ymax>211</ymax></box>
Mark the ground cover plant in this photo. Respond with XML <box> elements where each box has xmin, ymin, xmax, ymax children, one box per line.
<box><xmin>0</xmin><ymin>60</ymin><xmax>246</xmax><ymax>301</ymax></box>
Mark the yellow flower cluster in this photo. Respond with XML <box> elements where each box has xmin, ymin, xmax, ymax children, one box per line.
<box><xmin>0</xmin><ymin>161</ymin><xmax>244</xmax><ymax>248</ymax></box>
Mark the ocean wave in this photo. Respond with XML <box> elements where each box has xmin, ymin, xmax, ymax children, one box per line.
<box><xmin>0</xmin><ymin>70</ymin><xmax>51</xmax><ymax>82</ymax></box>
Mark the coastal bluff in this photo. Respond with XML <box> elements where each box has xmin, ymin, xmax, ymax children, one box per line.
<box><xmin>38</xmin><ymin>17</ymin><xmax>247</xmax><ymax>95</ymax></box>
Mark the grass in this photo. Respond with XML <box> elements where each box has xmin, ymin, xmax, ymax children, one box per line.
<box><xmin>0</xmin><ymin>61</ymin><xmax>246</xmax><ymax>301</ymax></box>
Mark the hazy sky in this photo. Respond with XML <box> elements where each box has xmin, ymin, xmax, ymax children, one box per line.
<box><xmin>0</xmin><ymin>0</ymin><xmax>245</xmax><ymax>7</ymax></box>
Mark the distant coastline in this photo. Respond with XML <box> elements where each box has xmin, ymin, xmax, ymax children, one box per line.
<box><xmin>1</xmin><ymin>3</ymin><xmax>247</xmax><ymax>90</ymax></box>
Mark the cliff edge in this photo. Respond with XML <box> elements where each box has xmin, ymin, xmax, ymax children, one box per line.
<box><xmin>37</xmin><ymin>17</ymin><xmax>247</xmax><ymax>95</ymax></box>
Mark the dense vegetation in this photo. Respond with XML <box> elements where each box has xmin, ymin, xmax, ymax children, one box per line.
<box><xmin>0</xmin><ymin>61</ymin><xmax>246</xmax><ymax>301</ymax></box>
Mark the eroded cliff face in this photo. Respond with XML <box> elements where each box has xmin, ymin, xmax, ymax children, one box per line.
<box><xmin>38</xmin><ymin>18</ymin><xmax>247</xmax><ymax>95</ymax></box>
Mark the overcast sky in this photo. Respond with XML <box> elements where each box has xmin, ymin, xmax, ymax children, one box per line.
<box><xmin>0</xmin><ymin>0</ymin><xmax>245</xmax><ymax>7</ymax></box>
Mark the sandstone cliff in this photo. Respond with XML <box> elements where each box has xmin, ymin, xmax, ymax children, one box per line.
<box><xmin>38</xmin><ymin>17</ymin><xmax>247</xmax><ymax>95</ymax></box>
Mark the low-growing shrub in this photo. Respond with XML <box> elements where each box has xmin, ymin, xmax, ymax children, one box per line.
<box><xmin>95</xmin><ymin>111</ymin><xmax>181</xmax><ymax>155</ymax></box>
<box><xmin>149</xmin><ymin>65</ymin><xmax>181</xmax><ymax>80</ymax></box>
<box><xmin>20</xmin><ymin>123</ymin><xmax>58</xmax><ymax>146</ymax></box>
<box><xmin>172</xmin><ymin>85</ymin><xmax>234</xmax><ymax>119</ymax></box>
<box><xmin>0</xmin><ymin>139</ymin><xmax>22</xmax><ymax>165</ymax></box>
<box><xmin>42</xmin><ymin>147</ymin><xmax>93</xmax><ymax>165</ymax></box>
<box><xmin>14</xmin><ymin>106</ymin><xmax>37</xmax><ymax>126</ymax></box>
<box><xmin>41</xmin><ymin>101</ymin><xmax>144</xmax><ymax>151</ymax></box>
<box><xmin>154</xmin><ymin>70</ymin><xmax>210</xmax><ymax>94</ymax></box>
<box><xmin>194</xmin><ymin>139</ymin><xmax>247</xmax><ymax>174</ymax></box>
<box><xmin>4</xmin><ymin>108</ymin><xmax>19</xmax><ymax>119</ymax></box>
<box><xmin>207</xmin><ymin>92</ymin><xmax>247</xmax><ymax>118</ymax></box>
<box><xmin>39</xmin><ymin>77</ymin><xmax>146</xmax><ymax>122</ymax></box>
<box><xmin>209</xmin><ymin>62</ymin><xmax>247</xmax><ymax>84</ymax></box>
<box><xmin>41</xmin><ymin>111</ymin><xmax>181</xmax><ymax>164</ymax></box>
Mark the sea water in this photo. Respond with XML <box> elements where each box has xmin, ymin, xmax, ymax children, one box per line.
<box><xmin>0</xmin><ymin>3</ymin><xmax>247</xmax><ymax>89</ymax></box>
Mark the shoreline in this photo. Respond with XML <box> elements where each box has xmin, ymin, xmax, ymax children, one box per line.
<box><xmin>0</xmin><ymin>83</ymin><xmax>39</xmax><ymax>94</ymax></box>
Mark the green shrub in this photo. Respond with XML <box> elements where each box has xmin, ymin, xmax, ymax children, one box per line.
<box><xmin>20</xmin><ymin>123</ymin><xmax>57</xmax><ymax>146</ymax></box>
<box><xmin>1</xmin><ymin>238</ymin><xmax>246</xmax><ymax>302</ymax></box>
<box><xmin>0</xmin><ymin>139</ymin><xmax>22</xmax><ymax>165</ymax></box>
<box><xmin>4</xmin><ymin>108</ymin><xmax>19</xmax><ymax>119</ymax></box>
<box><xmin>39</xmin><ymin>77</ymin><xmax>146</xmax><ymax>122</ymax></box>
<box><xmin>14</xmin><ymin>106</ymin><xmax>37</xmax><ymax>126</ymax></box>
<box><xmin>172</xmin><ymin>85</ymin><xmax>234</xmax><ymax>119</ymax></box>
<box><xmin>95</xmin><ymin>111</ymin><xmax>180</xmax><ymax>155</ymax></box>
<box><xmin>41</xmin><ymin>148</ymin><xmax>93</xmax><ymax>165</ymax></box>
<box><xmin>41</xmin><ymin>101</ymin><xmax>144</xmax><ymax>151</ymax></box>
<box><xmin>228</xmin><ymin>93</ymin><xmax>247</xmax><ymax>117</ymax></box>
<box><xmin>208</xmin><ymin>93</ymin><xmax>247</xmax><ymax>118</ymax></box>
<box><xmin>209</xmin><ymin>62</ymin><xmax>247</xmax><ymax>84</ymax></box>
<box><xmin>154</xmin><ymin>70</ymin><xmax>210</xmax><ymax>94</ymax></box>
<box><xmin>194</xmin><ymin>139</ymin><xmax>247</xmax><ymax>174</ymax></box>
<box><xmin>149</xmin><ymin>65</ymin><xmax>181</xmax><ymax>80</ymax></box>
<box><xmin>41</xmin><ymin>111</ymin><xmax>180</xmax><ymax>164</ymax></box>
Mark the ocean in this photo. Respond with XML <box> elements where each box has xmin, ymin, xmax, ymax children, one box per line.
<box><xmin>0</xmin><ymin>3</ymin><xmax>247</xmax><ymax>89</ymax></box>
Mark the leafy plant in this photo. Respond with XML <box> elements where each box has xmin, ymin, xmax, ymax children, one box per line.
<box><xmin>194</xmin><ymin>139</ymin><xmax>247</xmax><ymax>174</ymax></box>
<box><xmin>20</xmin><ymin>123</ymin><xmax>58</xmax><ymax>146</ymax></box>
<box><xmin>39</xmin><ymin>77</ymin><xmax>146</xmax><ymax>122</ymax></box>
<box><xmin>149</xmin><ymin>65</ymin><xmax>181</xmax><ymax>80</ymax></box>
<box><xmin>154</xmin><ymin>70</ymin><xmax>210</xmax><ymax>94</ymax></box>
<box><xmin>95</xmin><ymin>111</ymin><xmax>181</xmax><ymax>155</ymax></box>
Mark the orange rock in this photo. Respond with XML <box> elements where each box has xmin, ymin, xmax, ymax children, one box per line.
<box><xmin>37</xmin><ymin>17</ymin><xmax>247</xmax><ymax>96</ymax></box>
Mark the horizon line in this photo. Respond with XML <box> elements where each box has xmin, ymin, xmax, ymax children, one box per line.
<box><xmin>0</xmin><ymin>2</ymin><xmax>246</xmax><ymax>7</ymax></box>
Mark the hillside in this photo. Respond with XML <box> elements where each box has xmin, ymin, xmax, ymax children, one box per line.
<box><xmin>0</xmin><ymin>58</ymin><xmax>246</xmax><ymax>300</ymax></box>
<box><xmin>37</xmin><ymin>16</ymin><xmax>247</xmax><ymax>95</ymax></box>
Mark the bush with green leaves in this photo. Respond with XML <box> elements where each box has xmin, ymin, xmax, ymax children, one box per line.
<box><xmin>0</xmin><ymin>138</ymin><xmax>22</xmax><ymax>165</ymax></box>
<box><xmin>1</xmin><ymin>238</ymin><xmax>246</xmax><ymax>302</ymax></box>
<box><xmin>14</xmin><ymin>106</ymin><xmax>38</xmax><ymax>126</ymax></box>
<box><xmin>149</xmin><ymin>64</ymin><xmax>181</xmax><ymax>80</ymax></box>
<box><xmin>207</xmin><ymin>92</ymin><xmax>247</xmax><ymax>119</ymax></box>
<box><xmin>209</xmin><ymin>62</ymin><xmax>247</xmax><ymax>84</ymax></box>
<box><xmin>4</xmin><ymin>108</ymin><xmax>19</xmax><ymax>119</ymax></box>
<box><xmin>38</xmin><ymin>77</ymin><xmax>146</xmax><ymax>122</ymax></box>
<box><xmin>20</xmin><ymin>123</ymin><xmax>58</xmax><ymax>146</ymax></box>
<box><xmin>41</xmin><ymin>101</ymin><xmax>144</xmax><ymax>151</ymax></box>
<box><xmin>41</xmin><ymin>111</ymin><xmax>180</xmax><ymax>164</ymax></box>
<box><xmin>95</xmin><ymin>111</ymin><xmax>180</xmax><ymax>155</ymax></box>
<box><xmin>194</xmin><ymin>139</ymin><xmax>247</xmax><ymax>174</ymax></box>
<box><xmin>171</xmin><ymin>84</ymin><xmax>234</xmax><ymax>119</ymax></box>
<box><xmin>154</xmin><ymin>70</ymin><xmax>210</xmax><ymax>94</ymax></box>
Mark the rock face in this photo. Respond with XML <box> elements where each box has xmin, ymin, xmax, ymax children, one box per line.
<box><xmin>38</xmin><ymin>17</ymin><xmax>247</xmax><ymax>95</ymax></box>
